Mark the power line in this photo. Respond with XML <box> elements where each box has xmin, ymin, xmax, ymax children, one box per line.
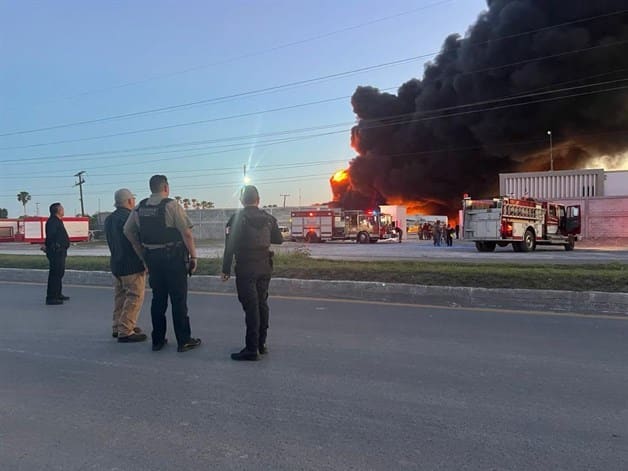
<box><xmin>3</xmin><ymin>75</ymin><xmax>627</xmax><ymax>166</ymax></box>
<box><xmin>0</xmin><ymin>56</ymin><xmax>422</xmax><ymax>138</ymax></box>
<box><xmin>0</xmin><ymin>158</ymin><xmax>351</xmax><ymax>180</ymax></box>
<box><xmin>2</xmin><ymin>8</ymin><xmax>625</xmax><ymax>138</ymax></box>
<box><xmin>3</xmin><ymin>38</ymin><xmax>626</xmax><ymax>153</ymax></box>
<box><xmin>23</xmin><ymin>0</ymin><xmax>454</xmax><ymax>106</ymax></box>
<box><xmin>3</xmin><ymin>128</ymin><xmax>626</xmax><ymax>195</ymax></box>
<box><xmin>0</xmin><ymin>172</ymin><xmax>338</xmax><ymax>199</ymax></box>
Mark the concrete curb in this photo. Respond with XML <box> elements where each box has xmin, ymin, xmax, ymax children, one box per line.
<box><xmin>1</xmin><ymin>268</ymin><xmax>626</xmax><ymax>317</ymax></box>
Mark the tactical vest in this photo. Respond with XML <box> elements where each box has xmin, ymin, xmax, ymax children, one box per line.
<box><xmin>137</xmin><ymin>198</ymin><xmax>182</xmax><ymax>245</ymax></box>
<box><xmin>236</xmin><ymin>211</ymin><xmax>272</xmax><ymax>251</ymax></box>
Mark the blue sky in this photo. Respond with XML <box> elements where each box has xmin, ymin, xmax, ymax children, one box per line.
<box><xmin>0</xmin><ymin>0</ymin><xmax>487</xmax><ymax>217</ymax></box>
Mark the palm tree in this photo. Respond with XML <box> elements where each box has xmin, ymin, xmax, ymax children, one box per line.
<box><xmin>17</xmin><ymin>191</ymin><xmax>31</xmax><ymax>216</ymax></box>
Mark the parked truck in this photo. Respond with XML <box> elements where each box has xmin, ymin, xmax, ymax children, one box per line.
<box><xmin>461</xmin><ymin>195</ymin><xmax>581</xmax><ymax>252</ymax></box>
<box><xmin>290</xmin><ymin>207</ymin><xmax>401</xmax><ymax>243</ymax></box>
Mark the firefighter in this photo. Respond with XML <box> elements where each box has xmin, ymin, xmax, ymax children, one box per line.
<box><xmin>221</xmin><ymin>185</ymin><xmax>283</xmax><ymax>361</ymax></box>
<box><xmin>124</xmin><ymin>175</ymin><xmax>201</xmax><ymax>353</ymax></box>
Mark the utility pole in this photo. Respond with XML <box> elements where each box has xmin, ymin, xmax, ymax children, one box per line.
<box><xmin>35</xmin><ymin>202</ymin><xmax>40</xmax><ymax>216</ymax></box>
<box><xmin>74</xmin><ymin>171</ymin><xmax>86</xmax><ymax>216</ymax></box>
<box><xmin>547</xmin><ymin>130</ymin><xmax>553</xmax><ymax>171</ymax></box>
<box><xmin>280</xmin><ymin>193</ymin><xmax>290</xmax><ymax>208</ymax></box>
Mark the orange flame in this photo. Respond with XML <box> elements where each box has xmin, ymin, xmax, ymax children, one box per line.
<box><xmin>331</xmin><ymin>169</ymin><xmax>349</xmax><ymax>183</ymax></box>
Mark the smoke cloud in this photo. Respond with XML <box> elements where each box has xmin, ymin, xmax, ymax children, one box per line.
<box><xmin>339</xmin><ymin>0</ymin><xmax>628</xmax><ymax>216</ymax></box>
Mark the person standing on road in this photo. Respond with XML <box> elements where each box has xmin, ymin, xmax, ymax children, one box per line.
<box><xmin>446</xmin><ymin>225</ymin><xmax>454</xmax><ymax>247</ymax></box>
<box><xmin>124</xmin><ymin>175</ymin><xmax>201</xmax><ymax>353</ymax></box>
<box><xmin>44</xmin><ymin>202</ymin><xmax>70</xmax><ymax>305</ymax></box>
<box><xmin>432</xmin><ymin>220</ymin><xmax>442</xmax><ymax>246</ymax></box>
<box><xmin>104</xmin><ymin>189</ymin><xmax>147</xmax><ymax>343</ymax></box>
<box><xmin>221</xmin><ymin>185</ymin><xmax>283</xmax><ymax>361</ymax></box>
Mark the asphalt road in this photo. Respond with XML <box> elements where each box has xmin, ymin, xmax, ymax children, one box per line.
<box><xmin>1</xmin><ymin>282</ymin><xmax>627</xmax><ymax>470</ymax></box>
<box><xmin>2</xmin><ymin>238</ymin><xmax>628</xmax><ymax>263</ymax></box>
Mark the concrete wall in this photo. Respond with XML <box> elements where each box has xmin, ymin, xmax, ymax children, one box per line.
<box><xmin>187</xmin><ymin>207</ymin><xmax>296</xmax><ymax>240</ymax></box>
<box><xmin>604</xmin><ymin>170</ymin><xmax>628</xmax><ymax>196</ymax></box>
<box><xmin>500</xmin><ymin>169</ymin><xmax>605</xmax><ymax>199</ymax></box>
<box><xmin>554</xmin><ymin>196</ymin><xmax>628</xmax><ymax>239</ymax></box>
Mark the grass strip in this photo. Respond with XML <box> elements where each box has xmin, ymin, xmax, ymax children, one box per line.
<box><xmin>1</xmin><ymin>253</ymin><xmax>626</xmax><ymax>293</ymax></box>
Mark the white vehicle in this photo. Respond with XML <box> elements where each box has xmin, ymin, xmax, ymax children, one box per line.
<box><xmin>22</xmin><ymin>217</ymin><xmax>90</xmax><ymax>244</ymax></box>
<box><xmin>462</xmin><ymin>195</ymin><xmax>581</xmax><ymax>252</ymax></box>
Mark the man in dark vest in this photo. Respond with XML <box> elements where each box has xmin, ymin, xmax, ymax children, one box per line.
<box><xmin>222</xmin><ymin>185</ymin><xmax>283</xmax><ymax>361</ymax></box>
<box><xmin>124</xmin><ymin>175</ymin><xmax>201</xmax><ymax>353</ymax></box>
<box><xmin>44</xmin><ymin>202</ymin><xmax>70</xmax><ymax>305</ymax></box>
<box><xmin>104</xmin><ymin>188</ymin><xmax>147</xmax><ymax>342</ymax></box>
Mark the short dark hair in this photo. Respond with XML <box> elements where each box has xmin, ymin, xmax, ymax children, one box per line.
<box><xmin>240</xmin><ymin>185</ymin><xmax>259</xmax><ymax>205</ymax></box>
<box><xmin>149</xmin><ymin>175</ymin><xmax>168</xmax><ymax>193</ymax></box>
<box><xmin>49</xmin><ymin>202</ymin><xmax>62</xmax><ymax>215</ymax></box>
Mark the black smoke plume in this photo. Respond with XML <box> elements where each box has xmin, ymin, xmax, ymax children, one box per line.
<box><xmin>340</xmin><ymin>0</ymin><xmax>628</xmax><ymax>217</ymax></box>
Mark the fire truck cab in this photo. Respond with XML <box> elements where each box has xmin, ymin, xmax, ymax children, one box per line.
<box><xmin>462</xmin><ymin>196</ymin><xmax>581</xmax><ymax>252</ymax></box>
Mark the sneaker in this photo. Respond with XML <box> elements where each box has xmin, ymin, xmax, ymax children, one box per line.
<box><xmin>177</xmin><ymin>338</ymin><xmax>201</xmax><ymax>353</ymax></box>
<box><xmin>152</xmin><ymin>339</ymin><xmax>168</xmax><ymax>351</ymax></box>
<box><xmin>117</xmin><ymin>333</ymin><xmax>147</xmax><ymax>343</ymax></box>
<box><xmin>231</xmin><ymin>348</ymin><xmax>260</xmax><ymax>361</ymax></box>
<box><xmin>45</xmin><ymin>298</ymin><xmax>63</xmax><ymax>305</ymax></box>
<box><xmin>112</xmin><ymin>327</ymin><xmax>142</xmax><ymax>338</ymax></box>
<box><xmin>259</xmin><ymin>344</ymin><xmax>269</xmax><ymax>355</ymax></box>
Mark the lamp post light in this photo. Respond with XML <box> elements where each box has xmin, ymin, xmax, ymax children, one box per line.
<box><xmin>547</xmin><ymin>130</ymin><xmax>553</xmax><ymax>171</ymax></box>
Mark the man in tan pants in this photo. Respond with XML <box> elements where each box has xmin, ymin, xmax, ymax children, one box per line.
<box><xmin>105</xmin><ymin>189</ymin><xmax>147</xmax><ymax>342</ymax></box>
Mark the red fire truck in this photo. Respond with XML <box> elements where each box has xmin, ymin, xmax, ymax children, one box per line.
<box><xmin>461</xmin><ymin>195</ymin><xmax>581</xmax><ymax>252</ymax></box>
<box><xmin>290</xmin><ymin>208</ymin><xmax>398</xmax><ymax>243</ymax></box>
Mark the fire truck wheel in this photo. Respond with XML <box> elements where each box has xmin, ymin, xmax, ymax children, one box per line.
<box><xmin>521</xmin><ymin>229</ymin><xmax>536</xmax><ymax>252</ymax></box>
<box><xmin>357</xmin><ymin>231</ymin><xmax>370</xmax><ymax>244</ymax></box>
<box><xmin>305</xmin><ymin>232</ymin><xmax>319</xmax><ymax>243</ymax></box>
<box><xmin>475</xmin><ymin>241</ymin><xmax>496</xmax><ymax>252</ymax></box>
<box><xmin>564</xmin><ymin>236</ymin><xmax>575</xmax><ymax>251</ymax></box>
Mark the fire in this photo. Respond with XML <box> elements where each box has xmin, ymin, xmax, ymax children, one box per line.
<box><xmin>331</xmin><ymin>169</ymin><xmax>349</xmax><ymax>183</ymax></box>
<box><xmin>385</xmin><ymin>197</ymin><xmax>444</xmax><ymax>216</ymax></box>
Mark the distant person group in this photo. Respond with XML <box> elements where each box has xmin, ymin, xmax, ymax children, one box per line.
<box><xmin>415</xmin><ymin>221</ymin><xmax>457</xmax><ymax>247</ymax></box>
<box><xmin>44</xmin><ymin>175</ymin><xmax>283</xmax><ymax>361</ymax></box>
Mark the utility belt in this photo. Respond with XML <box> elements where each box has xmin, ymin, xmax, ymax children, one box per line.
<box><xmin>142</xmin><ymin>241</ymin><xmax>187</xmax><ymax>261</ymax></box>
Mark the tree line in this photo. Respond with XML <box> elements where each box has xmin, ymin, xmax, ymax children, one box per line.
<box><xmin>0</xmin><ymin>192</ymin><xmax>215</xmax><ymax>220</ymax></box>
<box><xmin>173</xmin><ymin>196</ymin><xmax>214</xmax><ymax>209</ymax></box>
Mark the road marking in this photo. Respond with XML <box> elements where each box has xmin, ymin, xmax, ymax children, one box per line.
<box><xmin>2</xmin><ymin>280</ymin><xmax>626</xmax><ymax>321</ymax></box>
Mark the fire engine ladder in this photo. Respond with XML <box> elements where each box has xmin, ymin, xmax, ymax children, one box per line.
<box><xmin>502</xmin><ymin>204</ymin><xmax>544</xmax><ymax>221</ymax></box>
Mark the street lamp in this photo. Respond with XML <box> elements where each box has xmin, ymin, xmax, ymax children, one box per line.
<box><xmin>547</xmin><ymin>130</ymin><xmax>553</xmax><ymax>171</ymax></box>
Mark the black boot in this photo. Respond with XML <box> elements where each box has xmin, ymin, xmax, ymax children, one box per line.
<box><xmin>231</xmin><ymin>348</ymin><xmax>260</xmax><ymax>361</ymax></box>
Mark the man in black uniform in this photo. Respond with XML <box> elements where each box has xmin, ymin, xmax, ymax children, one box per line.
<box><xmin>222</xmin><ymin>185</ymin><xmax>283</xmax><ymax>361</ymax></box>
<box><xmin>124</xmin><ymin>175</ymin><xmax>201</xmax><ymax>353</ymax></box>
<box><xmin>44</xmin><ymin>202</ymin><xmax>70</xmax><ymax>305</ymax></box>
